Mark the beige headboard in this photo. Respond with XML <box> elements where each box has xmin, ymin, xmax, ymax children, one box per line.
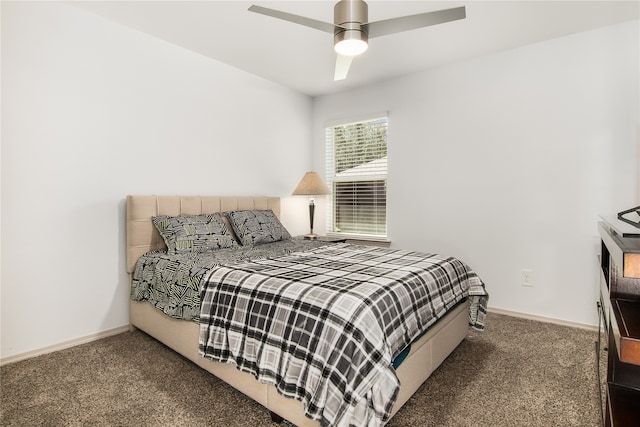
<box><xmin>126</xmin><ymin>195</ymin><xmax>281</xmax><ymax>273</ymax></box>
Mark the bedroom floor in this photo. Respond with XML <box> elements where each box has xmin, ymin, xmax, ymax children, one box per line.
<box><xmin>0</xmin><ymin>312</ymin><xmax>599</xmax><ymax>426</ymax></box>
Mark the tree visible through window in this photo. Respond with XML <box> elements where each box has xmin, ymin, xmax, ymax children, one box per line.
<box><xmin>325</xmin><ymin>116</ymin><xmax>388</xmax><ymax>238</ymax></box>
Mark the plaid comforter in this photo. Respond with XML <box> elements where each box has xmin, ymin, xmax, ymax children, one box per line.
<box><xmin>199</xmin><ymin>243</ymin><xmax>488</xmax><ymax>427</ymax></box>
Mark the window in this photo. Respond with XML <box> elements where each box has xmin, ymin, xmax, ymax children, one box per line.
<box><xmin>325</xmin><ymin>116</ymin><xmax>388</xmax><ymax>239</ymax></box>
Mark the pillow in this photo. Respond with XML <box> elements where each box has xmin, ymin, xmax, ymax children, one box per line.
<box><xmin>224</xmin><ymin>209</ymin><xmax>291</xmax><ymax>246</ymax></box>
<box><xmin>152</xmin><ymin>213</ymin><xmax>237</xmax><ymax>254</ymax></box>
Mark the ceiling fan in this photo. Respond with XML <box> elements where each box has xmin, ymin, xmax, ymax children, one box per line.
<box><xmin>248</xmin><ymin>1</ymin><xmax>466</xmax><ymax>81</ymax></box>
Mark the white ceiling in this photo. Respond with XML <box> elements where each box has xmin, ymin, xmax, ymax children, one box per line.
<box><xmin>71</xmin><ymin>1</ymin><xmax>639</xmax><ymax>97</ymax></box>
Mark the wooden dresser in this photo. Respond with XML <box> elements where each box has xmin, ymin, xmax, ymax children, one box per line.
<box><xmin>597</xmin><ymin>217</ymin><xmax>640</xmax><ymax>427</ymax></box>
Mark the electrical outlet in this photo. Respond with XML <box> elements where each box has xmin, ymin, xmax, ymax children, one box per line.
<box><xmin>521</xmin><ymin>269</ymin><xmax>533</xmax><ymax>287</ymax></box>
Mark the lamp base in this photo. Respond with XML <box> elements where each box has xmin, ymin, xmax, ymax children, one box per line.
<box><xmin>303</xmin><ymin>233</ymin><xmax>319</xmax><ymax>240</ymax></box>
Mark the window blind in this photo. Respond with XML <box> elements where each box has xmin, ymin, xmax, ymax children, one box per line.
<box><xmin>325</xmin><ymin>116</ymin><xmax>388</xmax><ymax>238</ymax></box>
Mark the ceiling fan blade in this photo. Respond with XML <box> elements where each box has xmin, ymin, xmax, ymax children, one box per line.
<box><xmin>367</xmin><ymin>6</ymin><xmax>466</xmax><ymax>38</ymax></box>
<box><xmin>248</xmin><ymin>5</ymin><xmax>335</xmax><ymax>34</ymax></box>
<box><xmin>334</xmin><ymin>54</ymin><xmax>354</xmax><ymax>81</ymax></box>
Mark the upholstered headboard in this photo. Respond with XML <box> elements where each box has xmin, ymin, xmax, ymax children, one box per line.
<box><xmin>126</xmin><ymin>195</ymin><xmax>280</xmax><ymax>273</ymax></box>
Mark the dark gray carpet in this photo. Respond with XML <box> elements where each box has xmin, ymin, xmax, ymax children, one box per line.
<box><xmin>1</xmin><ymin>313</ymin><xmax>600</xmax><ymax>426</ymax></box>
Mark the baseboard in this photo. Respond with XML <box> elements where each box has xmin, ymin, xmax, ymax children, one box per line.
<box><xmin>0</xmin><ymin>325</ymin><xmax>131</xmax><ymax>366</ymax></box>
<box><xmin>488</xmin><ymin>307</ymin><xmax>598</xmax><ymax>332</ymax></box>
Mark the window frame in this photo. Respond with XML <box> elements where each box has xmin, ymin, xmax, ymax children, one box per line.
<box><xmin>324</xmin><ymin>114</ymin><xmax>389</xmax><ymax>241</ymax></box>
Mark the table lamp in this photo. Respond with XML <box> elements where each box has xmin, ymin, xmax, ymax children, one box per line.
<box><xmin>292</xmin><ymin>172</ymin><xmax>331</xmax><ymax>240</ymax></box>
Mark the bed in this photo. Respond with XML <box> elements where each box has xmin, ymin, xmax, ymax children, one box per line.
<box><xmin>126</xmin><ymin>195</ymin><xmax>488</xmax><ymax>427</ymax></box>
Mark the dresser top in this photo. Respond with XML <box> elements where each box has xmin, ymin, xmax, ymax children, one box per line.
<box><xmin>600</xmin><ymin>214</ymin><xmax>640</xmax><ymax>239</ymax></box>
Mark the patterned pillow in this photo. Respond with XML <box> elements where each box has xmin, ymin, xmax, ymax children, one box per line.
<box><xmin>224</xmin><ymin>210</ymin><xmax>291</xmax><ymax>246</ymax></box>
<box><xmin>152</xmin><ymin>213</ymin><xmax>237</xmax><ymax>254</ymax></box>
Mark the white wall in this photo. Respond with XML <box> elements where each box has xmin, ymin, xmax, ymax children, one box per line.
<box><xmin>312</xmin><ymin>20</ymin><xmax>639</xmax><ymax>326</ymax></box>
<box><xmin>1</xmin><ymin>2</ymin><xmax>312</xmax><ymax>359</ymax></box>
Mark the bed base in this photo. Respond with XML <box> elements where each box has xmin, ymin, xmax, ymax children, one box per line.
<box><xmin>130</xmin><ymin>299</ymin><xmax>468</xmax><ymax>426</ymax></box>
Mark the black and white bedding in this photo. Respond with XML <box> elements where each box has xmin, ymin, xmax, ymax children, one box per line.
<box><xmin>131</xmin><ymin>238</ymin><xmax>333</xmax><ymax>321</ymax></box>
<box><xmin>198</xmin><ymin>243</ymin><xmax>488</xmax><ymax>427</ymax></box>
<box><xmin>132</xmin><ymin>218</ymin><xmax>488</xmax><ymax>427</ymax></box>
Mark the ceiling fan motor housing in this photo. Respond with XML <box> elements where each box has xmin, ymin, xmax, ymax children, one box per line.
<box><xmin>334</xmin><ymin>0</ymin><xmax>369</xmax><ymax>55</ymax></box>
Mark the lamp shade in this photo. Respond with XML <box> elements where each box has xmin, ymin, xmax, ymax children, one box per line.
<box><xmin>292</xmin><ymin>172</ymin><xmax>331</xmax><ymax>196</ymax></box>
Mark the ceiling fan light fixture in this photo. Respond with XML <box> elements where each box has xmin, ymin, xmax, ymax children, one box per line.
<box><xmin>248</xmin><ymin>1</ymin><xmax>467</xmax><ymax>80</ymax></box>
<box><xmin>333</xmin><ymin>0</ymin><xmax>369</xmax><ymax>56</ymax></box>
<box><xmin>334</xmin><ymin>30</ymin><xmax>368</xmax><ymax>56</ymax></box>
